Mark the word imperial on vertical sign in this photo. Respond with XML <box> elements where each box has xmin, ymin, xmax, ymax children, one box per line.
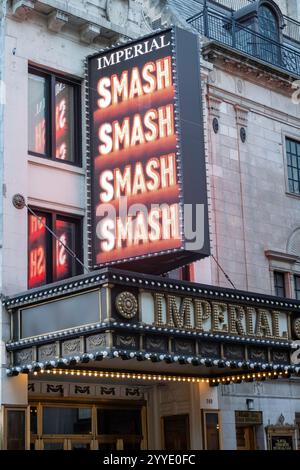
<box><xmin>87</xmin><ymin>28</ymin><xmax>210</xmax><ymax>274</ymax></box>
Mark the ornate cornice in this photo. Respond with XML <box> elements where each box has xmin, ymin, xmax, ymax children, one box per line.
<box><xmin>202</xmin><ymin>41</ymin><xmax>295</xmax><ymax>95</ymax></box>
<box><xmin>3</xmin><ymin>268</ymin><xmax>300</xmax><ymax>312</ymax></box>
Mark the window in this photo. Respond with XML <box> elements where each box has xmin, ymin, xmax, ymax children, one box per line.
<box><xmin>258</xmin><ymin>5</ymin><xmax>280</xmax><ymax>66</ymax></box>
<box><xmin>28</xmin><ymin>67</ymin><xmax>81</xmax><ymax>165</ymax></box>
<box><xmin>259</xmin><ymin>6</ymin><xmax>279</xmax><ymax>41</ymax></box>
<box><xmin>286</xmin><ymin>138</ymin><xmax>300</xmax><ymax>195</ymax></box>
<box><xmin>166</xmin><ymin>264</ymin><xmax>194</xmax><ymax>281</ymax></box>
<box><xmin>295</xmin><ymin>276</ymin><xmax>300</xmax><ymax>300</ymax></box>
<box><xmin>43</xmin><ymin>407</ymin><xmax>92</xmax><ymax>435</ymax></box>
<box><xmin>274</xmin><ymin>271</ymin><xmax>286</xmax><ymax>297</ymax></box>
<box><xmin>28</xmin><ymin>209</ymin><xmax>82</xmax><ymax>289</ymax></box>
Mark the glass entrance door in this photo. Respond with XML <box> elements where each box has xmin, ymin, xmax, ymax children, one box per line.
<box><xmin>30</xmin><ymin>403</ymin><xmax>146</xmax><ymax>450</ymax></box>
<box><xmin>97</xmin><ymin>407</ymin><xmax>144</xmax><ymax>450</ymax></box>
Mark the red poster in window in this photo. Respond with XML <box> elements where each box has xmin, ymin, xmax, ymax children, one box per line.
<box><xmin>55</xmin><ymin>219</ymin><xmax>75</xmax><ymax>281</ymax></box>
<box><xmin>55</xmin><ymin>82</ymin><xmax>74</xmax><ymax>162</ymax></box>
<box><xmin>28</xmin><ymin>215</ymin><xmax>46</xmax><ymax>289</ymax></box>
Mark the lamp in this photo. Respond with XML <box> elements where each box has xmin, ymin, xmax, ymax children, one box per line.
<box><xmin>246</xmin><ymin>398</ymin><xmax>254</xmax><ymax>411</ymax></box>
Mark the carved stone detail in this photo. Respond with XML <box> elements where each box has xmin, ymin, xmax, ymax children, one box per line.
<box><xmin>86</xmin><ymin>334</ymin><xmax>106</xmax><ymax>351</ymax></box>
<box><xmin>145</xmin><ymin>336</ymin><xmax>167</xmax><ymax>352</ymax></box>
<box><xmin>100</xmin><ymin>386</ymin><xmax>115</xmax><ymax>396</ymax></box>
<box><xmin>106</xmin><ymin>0</ymin><xmax>129</xmax><ymax>26</ymax></box>
<box><xmin>114</xmin><ymin>335</ymin><xmax>138</xmax><ymax>349</ymax></box>
<box><xmin>62</xmin><ymin>339</ymin><xmax>81</xmax><ymax>355</ymax></box>
<box><xmin>80</xmin><ymin>23</ymin><xmax>101</xmax><ymax>44</ymax></box>
<box><xmin>272</xmin><ymin>350</ymin><xmax>289</xmax><ymax>364</ymax></box>
<box><xmin>75</xmin><ymin>385</ymin><xmax>90</xmax><ymax>395</ymax></box>
<box><xmin>38</xmin><ymin>344</ymin><xmax>57</xmax><ymax>361</ymax></box>
<box><xmin>15</xmin><ymin>348</ymin><xmax>33</xmax><ymax>365</ymax></box>
<box><xmin>235</xmin><ymin>105</ymin><xmax>249</xmax><ymax>127</ymax></box>
<box><xmin>174</xmin><ymin>340</ymin><xmax>194</xmax><ymax>354</ymax></box>
<box><xmin>199</xmin><ymin>341</ymin><xmax>220</xmax><ymax>358</ymax></box>
<box><xmin>46</xmin><ymin>384</ymin><xmax>63</xmax><ymax>394</ymax></box>
<box><xmin>248</xmin><ymin>347</ymin><xmax>267</xmax><ymax>362</ymax></box>
<box><xmin>208</xmin><ymin>95</ymin><xmax>222</xmax><ymax>118</ymax></box>
<box><xmin>126</xmin><ymin>388</ymin><xmax>140</xmax><ymax>397</ymax></box>
<box><xmin>12</xmin><ymin>0</ymin><xmax>35</xmax><ymax>20</ymax></box>
<box><xmin>115</xmin><ymin>291</ymin><xmax>138</xmax><ymax>319</ymax></box>
<box><xmin>223</xmin><ymin>344</ymin><xmax>245</xmax><ymax>360</ymax></box>
<box><xmin>48</xmin><ymin>10</ymin><xmax>68</xmax><ymax>33</ymax></box>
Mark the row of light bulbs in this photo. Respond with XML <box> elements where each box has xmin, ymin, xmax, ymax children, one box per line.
<box><xmin>31</xmin><ymin>368</ymin><xmax>291</xmax><ymax>385</ymax></box>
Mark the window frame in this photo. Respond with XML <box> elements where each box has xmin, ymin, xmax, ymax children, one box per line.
<box><xmin>273</xmin><ymin>270</ymin><xmax>287</xmax><ymax>298</ymax></box>
<box><xmin>294</xmin><ymin>275</ymin><xmax>300</xmax><ymax>301</ymax></box>
<box><xmin>283</xmin><ymin>134</ymin><xmax>300</xmax><ymax>198</ymax></box>
<box><xmin>28</xmin><ymin>207</ymin><xmax>83</xmax><ymax>289</ymax></box>
<box><xmin>28</xmin><ymin>65</ymin><xmax>82</xmax><ymax>167</ymax></box>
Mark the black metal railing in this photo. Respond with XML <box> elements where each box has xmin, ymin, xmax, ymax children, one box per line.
<box><xmin>188</xmin><ymin>8</ymin><xmax>300</xmax><ymax>77</ymax></box>
<box><xmin>209</xmin><ymin>0</ymin><xmax>300</xmax><ymax>43</ymax></box>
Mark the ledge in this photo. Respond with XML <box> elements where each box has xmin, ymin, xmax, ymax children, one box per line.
<box><xmin>265</xmin><ymin>250</ymin><xmax>299</xmax><ymax>264</ymax></box>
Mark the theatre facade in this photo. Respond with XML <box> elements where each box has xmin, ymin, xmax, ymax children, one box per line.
<box><xmin>2</xmin><ymin>0</ymin><xmax>300</xmax><ymax>452</ymax></box>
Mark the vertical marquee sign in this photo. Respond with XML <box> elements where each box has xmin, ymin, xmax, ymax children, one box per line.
<box><xmin>87</xmin><ymin>28</ymin><xmax>210</xmax><ymax>274</ymax></box>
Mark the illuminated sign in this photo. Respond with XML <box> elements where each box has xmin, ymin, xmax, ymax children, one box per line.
<box><xmin>87</xmin><ymin>28</ymin><xmax>210</xmax><ymax>273</ymax></box>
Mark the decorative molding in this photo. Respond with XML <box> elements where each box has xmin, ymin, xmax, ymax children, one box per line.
<box><xmin>173</xmin><ymin>340</ymin><xmax>195</xmax><ymax>354</ymax></box>
<box><xmin>115</xmin><ymin>291</ymin><xmax>138</xmax><ymax>319</ymax></box>
<box><xmin>106</xmin><ymin>0</ymin><xmax>129</xmax><ymax>26</ymax></box>
<box><xmin>46</xmin><ymin>384</ymin><xmax>64</xmax><ymax>394</ymax></box>
<box><xmin>272</xmin><ymin>349</ymin><xmax>289</xmax><ymax>364</ymax></box>
<box><xmin>47</xmin><ymin>10</ymin><xmax>68</xmax><ymax>33</ymax></box>
<box><xmin>15</xmin><ymin>348</ymin><xmax>33</xmax><ymax>365</ymax></box>
<box><xmin>62</xmin><ymin>338</ymin><xmax>81</xmax><ymax>356</ymax></box>
<box><xmin>114</xmin><ymin>334</ymin><xmax>138</xmax><ymax>349</ymax></box>
<box><xmin>199</xmin><ymin>341</ymin><xmax>220</xmax><ymax>358</ymax></box>
<box><xmin>86</xmin><ymin>334</ymin><xmax>106</xmax><ymax>351</ymax></box>
<box><xmin>223</xmin><ymin>344</ymin><xmax>245</xmax><ymax>360</ymax></box>
<box><xmin>208</xmin><ymin>95</ymin><xmax>222</xmax><ymax>118</ymax></box>
<box><xmin>38</xmin><ymin>344</ymin><xmax>57</xmax><ymax>362</ymax></box>
<box><xmin>144</xmin><ymin>336</ymin><xmax>168</xmax><ymax>352</ymax></box>
<box><xmin>203</xmin><ymin>43</ymin><xmax>294</xmax><ymax>95</ymax></box>
<box><xmin>235</xmin><ymin>105</ymin><xmax>249</xmax><ymax>127</ymax></box>
<box><xmin>80</xmin><ymin>23</ymin><xmax>101</xmax><ymax>44</ymax></box>
<box><xmin>265</xmin><ymin>250</ymin><xmax>299</xmax><ymax>264</ymax></box>
<box><xmin>12</xmin><ymin>0</ymin><xmax>35</xmax><ymax>20</ymax></box>
<box><xmin>248</xmin><ymin>347</ymin><xmax>267</xmax><ymax>362</ymax></box>
<box><xmin>4</xmin><ymin>269</ymin><xmax>300</xmax><ymax>314</ymax></box>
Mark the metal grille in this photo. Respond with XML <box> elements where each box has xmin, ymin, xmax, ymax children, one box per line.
<box><xmin>208</xmin><ymin>0</ymin><xmax>300</xmax><ymax>43</ymax></box>
<box><xmin>188</xmin><ymin>8</ymin><xmax>300</xmax><ymax>77</ymax></box>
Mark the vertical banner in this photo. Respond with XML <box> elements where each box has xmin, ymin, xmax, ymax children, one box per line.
<box><xmin>87</xmin><ymin>28</ymin><xmax>209</xmax><ymax>273</ymax></box>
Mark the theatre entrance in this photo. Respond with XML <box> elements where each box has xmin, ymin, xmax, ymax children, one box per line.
<box><xmin>29</xmin><ymin>402</ymin><xmax>147</xmax><ymax>450</ymax></box>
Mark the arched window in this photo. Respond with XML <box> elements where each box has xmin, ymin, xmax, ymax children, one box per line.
<box><xmin>259</xmin><ymin>5</ymin><xmax>279</xmax><ymax>41</ymax></box>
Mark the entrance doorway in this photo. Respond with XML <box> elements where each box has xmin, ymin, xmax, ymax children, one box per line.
<box><xmin>163</xmin><ymin>414</ymin><xmax>190</xmax><ymax>450</ymax></box>
<box><xmin>236</xmin><ymin>426</ymin><xmax>256</xmax><ymax>450</ymax></box>
<box><xmin>30</xmin><ymin>403</ymin><xmax>146</xmax><ymax>450</ymax></box>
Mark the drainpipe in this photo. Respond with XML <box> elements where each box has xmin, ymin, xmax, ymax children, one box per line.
<box><xmin>0</xmin><ymin>0</ymin><xmax>6</xmax><ymax>451</ymax></box>
<box><xmin>0</xmin><ymin>1</ymin><xmax>5</xmax><ymax>268</ymax></box>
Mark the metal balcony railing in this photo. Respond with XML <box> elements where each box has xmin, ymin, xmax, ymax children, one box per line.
<box><xmin>187</xmin><ymin>7</ymin><xmax>300</xmax><ymax>77</ymax></box>
<box><xmin>209</xmin><ymin>0</ymin><xmax>300</xmax><ymax>43</ymax></box>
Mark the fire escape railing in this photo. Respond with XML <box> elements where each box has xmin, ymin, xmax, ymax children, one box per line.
<box><xmin>187</xmin><ymin>7</ymin><xmax>300</xmax><ymax>77</ymax></box>
<box><xmin>208</xmin><ymin>0</ymin><xmax>300</xmax><ymax>43</ymax></box>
